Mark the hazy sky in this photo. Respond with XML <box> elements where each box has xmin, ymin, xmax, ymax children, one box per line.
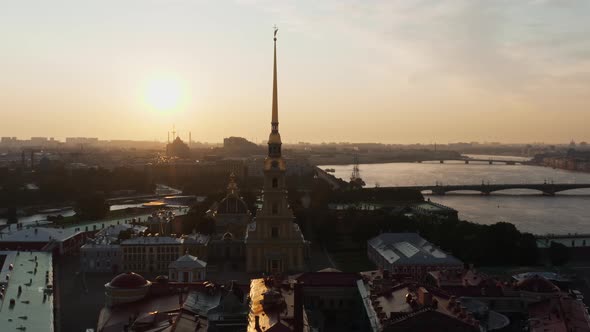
<box><xmin>1</xmin><ymin>0</ymin><xmax>589</xmax><ymax>144</ymax></box>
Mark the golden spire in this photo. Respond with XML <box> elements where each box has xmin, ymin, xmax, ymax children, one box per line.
<box><xmin>267</xmin><ymin>26</ymin><xmax>283</xmax><ymax>157</ymax></box>
<box><xmin>271</xmin><ymin>26</ymin><xmax>279</xmax><ymax>133</ymax></box>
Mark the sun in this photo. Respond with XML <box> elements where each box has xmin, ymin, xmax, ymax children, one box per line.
<box><xmin>143</xmin><ymin>77</ymin><xmax>183</xmax><ymax>112</ymax></box>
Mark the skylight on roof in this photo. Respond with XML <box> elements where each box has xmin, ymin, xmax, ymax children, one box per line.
<box><xmin>393</xmin><ymin>242</ymin><xmax>420</xmax><ymax>258</ymax></box>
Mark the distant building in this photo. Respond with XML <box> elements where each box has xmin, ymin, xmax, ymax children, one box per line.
<box><xmin>30</xmin><ymin>137</ymin><xmax>49</xmax><ymax>144</ymax></box>
<box><xmin>65</xmin><ymin>137</ymin><xmax>99</xmax><ymax>146</ymax></box>
<box><xmin>367</xmin><ymin>233</ymin><xmax>463</xmax><ymax>278</ymax></box>
<box><xmin>120</xmin><ymin>236</ymin><xmax>182</xmax><ymax>273</ymax></box>
<box><xmin>166</xmin><ymin>136</ymin><xmax>190</xmax><ymax>158</ymax></box>
<box><xmin>143</xmin><ymin>210</ymin><xmax>177</xmax><ymax>236</ymax></box>
<box><xmin>223</xmin><ymin>136</ymin><xmax>261</xmax><ymax>155</ymax></box>
<box><xmin>80</xmin><ymin>242</ymin><xmax>122</xmax><ymax>273</ymax></box>
<box><xmin>168</xmin><ymin>252</ymin><xmax>207</xmax><ymax>282</ymax></box>
<box><xmin>120</xmin><ymin>233</ymin><xmax>209</xmax><ymax>274</ymax></box>
<box><xmin>0</xmin><ymin>136</ymin><xmax>18</xmax><ymax>143</ymax></box>
<box><xmin>410</xmin><ymin>200</ymin><xmax>458</xmax><ymax>220</ymax></box>
<box><xmin>0</xmin><ymin>225</ymin><xmax>85</xmax><ymax>255</ymax></box>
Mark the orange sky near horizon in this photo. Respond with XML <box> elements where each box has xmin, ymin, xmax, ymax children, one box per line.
<box><xmin>1</xmin><ymin>0</ymin><xmax>589</xmax><ymax>144</ymax></box>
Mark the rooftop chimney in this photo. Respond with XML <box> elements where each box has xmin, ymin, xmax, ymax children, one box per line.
<box><xmin>418</xmin><ymin>287</ymin><xmax>432</xmax><ymax>306</ymax></box>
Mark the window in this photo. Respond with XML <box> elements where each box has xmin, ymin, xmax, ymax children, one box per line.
<box><xmin>272</xmin><ymin>227</ymin><xmax>279</xmax><ymax>238</ymax></box>
<box><xmin>272</xmin><ymin>178</ymin><xmax>278</xmax><ymax>188</ymax></box>
<box><xmin>272</xmin><ymin>203</ymin><xmax>279</xmax><ymax>215</ymax></box>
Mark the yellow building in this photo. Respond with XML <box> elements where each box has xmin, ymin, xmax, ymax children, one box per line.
<box><xmin>245</xmin><ymin>29</ymin><xmax>308</xmax><ymax>274</ymax></box>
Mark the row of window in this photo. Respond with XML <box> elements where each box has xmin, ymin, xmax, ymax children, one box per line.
<box><xmin>124</xmin><ymin>254</ymin><xmax>177</xmax><ymax>261</ymax></box>
<box><xmin>82</xmin><ymin>251</ymin><xmax>119</xmax><ymax>258</ymax></box>
<box><xmin>123</xmin><ymin>246</ymin><xmax>178</xmax><ymax>253</ymax></box>
<box><xmin>123</xmin><ymin>263</ymin><xmax>169</xmax><ymax>271</ymax></box>
<box><xmin>305</xmin><ymin>297</ymin><xmax>356</xmax><ymax>310</ymax></box>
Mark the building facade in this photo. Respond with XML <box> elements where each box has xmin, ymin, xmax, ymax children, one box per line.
<box><xmin>80</xmin><ymin>242</ymin><xmax>122</xmax><ymax>273</ymax></box>
<box><xmin>168</xmin><ymin>253</ymin><xmax>207</xmax><ymax>282</ymax></box>
<box><xmin>121</xmin><ymin>236</ymin><xmax>183</xmax><ymax>273</ymax></box>
<box><xmin>206</xmin><ymin>174</ymin><xmax>251</xmax><ymax>268</ymax></box>
<box><xmin>245</xmin><ymin>30</ymin><xmax>308</xmax><ymax>274</ymax></box>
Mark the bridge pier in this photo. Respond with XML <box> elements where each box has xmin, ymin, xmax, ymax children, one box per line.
<box><xmin>440</xmin><ymin>160</ymin><xmax>444</xmax><ymax>164</ymax></box>
<box><xmin>488</xmin><ymin>161</ymin><xmax>493</xmax><ymax>165</ymax></box>
<box><xmin>542</xmin><ymin>191</ymin><xmax>555</xmax><ymax>196</ymax></box>
<box><xmin>464</xmin><ymin>160</ymin><xmax>469</xmax><ymax>164</ymax></box>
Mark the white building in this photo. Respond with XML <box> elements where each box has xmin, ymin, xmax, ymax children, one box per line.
<box><xmin>168</xmin><ymin>253</ymin><xmax>207</xmax><ymax>282</ymax></box>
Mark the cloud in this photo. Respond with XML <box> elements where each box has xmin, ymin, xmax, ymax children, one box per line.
<box><xmin>237</xmin><ymin>0</ymin><xmax>590</xmax><ymax>103</ymax></box>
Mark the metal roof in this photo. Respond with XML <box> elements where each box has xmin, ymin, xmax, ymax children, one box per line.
<box><xmin>0</xmin><ymin>251</ymin><xmax>54</xmax><ymax>332</ymax></box>
<box><xmin>0</xmin><ymin>227</ymin><xmax>81</xmax><ymax>243</ymax></box>
<box><xmin>368</xmin><ymin>233</ymin><xmax>463</xmax><ymax>266</ymax></box>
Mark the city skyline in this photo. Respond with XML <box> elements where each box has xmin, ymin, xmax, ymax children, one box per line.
<box><xmin>1</xmin><ymin>0</ymin><xmax>589</xmax><ymax>144</ymax></box>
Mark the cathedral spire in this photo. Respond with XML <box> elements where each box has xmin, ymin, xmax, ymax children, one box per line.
<box><xmin>271</xmin><ymin>26</ymin><xmax>279</xmax><ymax>134</ymax></box>
<box><xmin>267</xmin><ymin>26</ymin><xmax>282</xmax><ymax>158</ymax></box>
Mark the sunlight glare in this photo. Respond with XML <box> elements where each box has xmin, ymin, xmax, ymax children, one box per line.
<box><xmin>144</xmin><ymin>77</ymin><xmax>184</xmax><ymax>112</ymax></box>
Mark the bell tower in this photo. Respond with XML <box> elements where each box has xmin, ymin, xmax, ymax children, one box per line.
<box><xmin>245</xmin><ymin>27</ymin><xmax>307</xmax><ymax>274</ymax></box>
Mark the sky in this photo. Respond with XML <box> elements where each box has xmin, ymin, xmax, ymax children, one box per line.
<box><xmin>0</xmin><ymin>0</ymin><xmax>589</xmax><ymax>144</ymax></box>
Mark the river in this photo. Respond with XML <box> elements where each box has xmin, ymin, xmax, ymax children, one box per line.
<box><xmin>321</xmin><ymin>159</ymin><xmax>590</xmax><ymax>235</ymax></box>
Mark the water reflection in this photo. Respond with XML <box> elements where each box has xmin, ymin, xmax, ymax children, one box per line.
<box><xmin>322</xmin><ymin>162</ymin><xmax>590</xmax><ymax>235</ymax></box>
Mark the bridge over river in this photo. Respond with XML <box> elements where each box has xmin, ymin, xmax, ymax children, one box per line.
<box><xmin>416</xmin><ymin>157</ymin><xmax>527</xmax><ymax>165</ymax></box>
<box><xmin>388</xmin><ymin>183</ymin><xmax>590</xmax><ymax>196</ymax></box>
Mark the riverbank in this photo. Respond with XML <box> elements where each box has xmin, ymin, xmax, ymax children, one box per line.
<box><xmin>321</xmin><ymin>162</ymin><xmax>590</xmax><ymax>235</ymax></box>
<box><xmin>48</xmin><ymin>207</ymin><xmax>159</xmax><ymax>227</ymax></box>
<box><xmin>309</xmin><ymin>150</ymin><xmax>461</xmax><ymax>166</ymax></box>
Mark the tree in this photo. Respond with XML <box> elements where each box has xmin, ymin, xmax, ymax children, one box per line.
<box><xmin>118</xmin><ymin>228</ymin><xmax>135</xmax><ymax>241</ymax></box>
<box><xmin>549</xmin><ymin>242</ymin><xmax>570</xmax><ymax>266</ymax></box>
<box><xmin>195</xmin><ymin>217</ymin><xmax>215</xmax><ymax>235</ymax></box>
<box><xmin>75</xmin><ymin>193</ymin><xmax>109</xmax><ymax>220</ymax></box>
<box><xmin>5</xmin><ymin>207</ymin><xmax>18</xmax><ymax>224</ymax></box>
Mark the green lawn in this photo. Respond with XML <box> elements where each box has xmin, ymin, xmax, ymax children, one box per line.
<box><xmin>52</xmin><ymin>208</ymin><xmax>154</xmax><ymax>227</ymax></box>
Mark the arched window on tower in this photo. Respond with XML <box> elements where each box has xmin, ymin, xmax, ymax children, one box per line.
<box><xmin>272</xmin><ymin>178</ymin><xmax>278</xmax><ymax>188</ymax></box>
<box><xmin>272</xmin><ymin>203</ymin><xmax>279</xmax><ymax>215</ymax></box>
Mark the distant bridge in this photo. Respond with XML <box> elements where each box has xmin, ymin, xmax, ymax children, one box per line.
<box><xmin>388</xmin><ymin>183</ymin><xmax>590</xmax><ymax>196</ymax></box>
<box><xmin>415</xmin><ymin>158</ymin><xmax>527</xmax><ymax>165</ymax></box>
